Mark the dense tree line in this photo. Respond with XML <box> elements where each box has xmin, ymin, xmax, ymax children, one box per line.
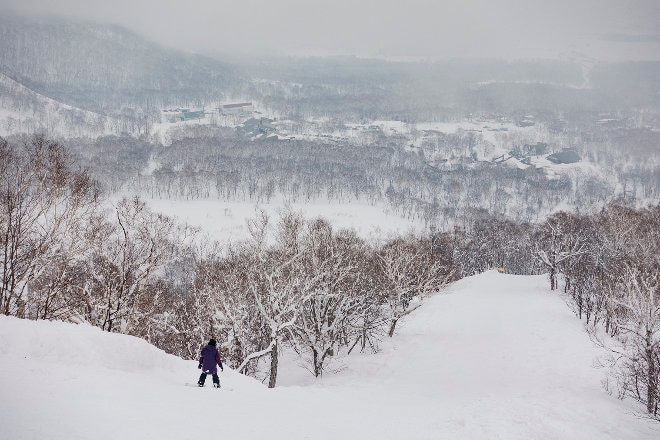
<box><xmin>63</xmin><ymin>129</ymin><xmax>654</xmax><ymax>233</ymax></box>
<box><xmin>535</xmin><ymin>205</ymin><xmax>660</xmax><ymax>418</ymax></box>
<box><xmin>1</xmin><ymin>136</ymin><xmax>657</xmax><ymax>418</ymax></box>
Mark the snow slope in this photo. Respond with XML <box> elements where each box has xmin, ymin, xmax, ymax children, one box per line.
<box><xmin>0</xmin><ymin>73</ymin><xmax>112</xmax><ymax>138</ymax></box>
<box><xmin>1</xmin><ymin>272</ymin><xmax>657</xmax><ymax>439</ymax></box>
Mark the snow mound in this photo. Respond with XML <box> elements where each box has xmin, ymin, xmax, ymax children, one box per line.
<box><xmin>1</xmin><ymin>272</ymin><xmax>658</xmax><ymax>440</ymax></box>
<box><xmin>0</xmin><ymin>317</ymin><xmax>182</xmax><ymax>374</ymax></box>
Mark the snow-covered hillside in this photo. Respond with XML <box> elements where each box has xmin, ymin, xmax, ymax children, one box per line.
<box><xmin>0</xmin><ymin>73</ymin><xmax>112</xmax><ymax>138</ymax></box>
<box><xmin>1</xmin><ymin>272</ymin><xmax>657</xmax><ymax>439</ymax></box>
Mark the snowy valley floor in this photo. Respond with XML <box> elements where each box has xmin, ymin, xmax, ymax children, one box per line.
<box><xmin>1</xmin><ymin>272</ymin><xmax>658</xmax><ymax>439</ymax></box>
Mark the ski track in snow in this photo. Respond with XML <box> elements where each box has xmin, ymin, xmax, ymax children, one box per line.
<box><xmin>1</xmin><ymin>271</ymin><xmax>658</xmax><ymax>439</ymax></box>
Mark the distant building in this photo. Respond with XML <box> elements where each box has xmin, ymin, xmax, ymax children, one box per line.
<box><xmin>162</xmin><ymin>108</ymin><xmax>204</xmax><ymax>122</ymax></box>
<box><xmin>221</xmin><ymin>102</ymin><xmax>253</xmax><ymax>115</ymax></box>
<box><xmin>241</xmin><ymin>117</ymin><xmax>277</xmax><ymax>136</ymax></box>
<box><xmin>547</xmin><ymin>148</ymin><xmax>581</xmax><ymax>164</ymax></box>
<box><xmin>179</xmin><ymin>110</ymin><xmax>205</xmax><ymax>121</ymax></box>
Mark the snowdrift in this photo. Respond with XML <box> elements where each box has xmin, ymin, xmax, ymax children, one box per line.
<box><xmin>0</xmin><ymin>317</ymin><xmax>183</xmax><ymax>374</ymax></box>
<box><xmin>1</xmin><ymin>272</ymin><xmax>657</xmax><ymax>440</ymax></box>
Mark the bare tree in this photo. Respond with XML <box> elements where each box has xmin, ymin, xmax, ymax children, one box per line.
<box><xmin>190</xmin><ymin>244</ymin><xmax>265</xmax><ymax>376</ymax></box>
<box><xmin>534</xmin><ymin>212</ymin><xmax>587</xmax><ymax>291</ymax></box>
<box><xmin>377</xmin><ymin>234</ymin><xmax>454</xmax><ymax>337</ymax></box>
<box><xmin>234</xmin><ymin>210</ymin><xmax>313</xmax><ymax>387</ymax></box>
<box><xmin>81</xmin><ymin>196</ymin><xmax>179</xmax><ymax>333</ymax></box>
<box><xmin>604</xmin><ymin>264</ymin><xmax>660</xmax><ymax>418</ymax></box>
<box><xmin>0</xmin><ymin>136</ymin><xmax>99</xmax><ymax>317</ymax></box>
<box><xmin>294</xmin><ymin>218</ymin><xmax>373</xmax><ymax>376</ymax></box>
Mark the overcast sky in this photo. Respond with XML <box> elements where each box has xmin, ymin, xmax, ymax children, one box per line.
<box><xmin>3</xmin><ymin>0</ymin><xmax>659</xmax><ymax>61</ymax></box>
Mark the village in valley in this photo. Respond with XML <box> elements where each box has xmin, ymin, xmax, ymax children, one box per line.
<box><xmin>157</xmin><ymin>98</ymin><xmax>593</xmax><ymax>176</ymax></box>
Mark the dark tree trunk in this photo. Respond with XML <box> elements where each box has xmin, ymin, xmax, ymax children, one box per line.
<box><xmin>550</xmin><ymin>267</ymin><xmax>557</xmax><ymax>291</ymax></box>
<box><xmin>646</xmin><ymin>331</ymin><xmax>657</xmax><ymax>415</ymax></box>
<box><xmin>268</xmin><ymin>338</ymin><xmax>278</xmax><ymax>388</ymax></box>
<box><xmin>388</xmin><ymin>318</ymin><xmax>398</xmax><ymax>337</ymax></box>
<box><xmin>313</xmin><ymin>349</ymin><xmax>320</xmax><ymax>377</ymax></box>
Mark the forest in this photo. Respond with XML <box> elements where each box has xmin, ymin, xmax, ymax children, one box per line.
<box><xmin>50</xmin><ymin>119</ymin><xmax>657</xmax><ymax>230</ymax></box>
<box><xmin>1</xmin><ymin>135</ymin><xmax>657</xmax><ymax>416</ymax></box>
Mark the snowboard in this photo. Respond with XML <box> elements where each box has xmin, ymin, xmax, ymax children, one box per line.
<box><xmin>184</xmin><ymin>382</ymin><xmax>232</xmax><ymax>390</ymax></box>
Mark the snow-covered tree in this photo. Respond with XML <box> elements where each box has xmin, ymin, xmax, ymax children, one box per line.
<box><xmin>598</xmin><ymin>204</ymin><xmax>660</xmax><ymax>417</ymax></box>
<box><xmin>377</xmin><ymin>234</ymin><xmax>454</xmax><ymax>337</ymax></box>
<box><xmin>193</xmin><ymin>246</ymin><xmax>265</xmax><ymax>376</ymax></box>
<box><xmin>0</xmin><ymin>136</ymin><xmax>99</xmax><ymax>317</ymax></box>
<box><xmin>294</xmin><ymin>219</ymin><xmax>375</xmax><ymax>376</ymax></box>
<box><xmin>607</xmin><ymin>264</ymin><xmax>659</xmax><ymax>417</ymax></box>
<box><xmin>81</xmin><ymin>196</ymin><xmax>179</xmax><ymax>333</ymax></box>
<box><xmin>534</xmin><ymin>212</ymin><xmax>587</xmax><ymax>291</ymax></box>
<box><xmin>233</xmin><ymin>210</ymin><xmax>312</xmax><ymax>387</ymax></box>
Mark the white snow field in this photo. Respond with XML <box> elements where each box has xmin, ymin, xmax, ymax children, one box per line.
<box><xmin>1</xmin><ymin>271</ymin><xmax>658</xmax><ymax>439</ymax></box>
<box><xmin>144</xmin><ymin>197</ymin><xmax>425</xmax><ymax>244</ymax></box>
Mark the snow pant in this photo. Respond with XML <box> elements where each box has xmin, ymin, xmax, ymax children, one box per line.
<box><xmin>198</xmin><ymin>372</ymin><xmax>219</xmax><ymax>386</ymax></box>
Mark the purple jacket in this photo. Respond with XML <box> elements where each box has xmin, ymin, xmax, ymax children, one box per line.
<box><xmin>199</xmin><ymin>345</ymin><xmax>223</xmax><ymax>374</ymax></box>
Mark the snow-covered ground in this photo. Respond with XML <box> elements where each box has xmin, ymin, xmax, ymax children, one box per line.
<box><xmin>1</xmin><ymin>271</ymin><xmax>657</xmax><ymax>439</ymax></box>
<box><xmin>144</xmin><ymin>197</ymin><xmax>424</xmax><ymax>244</ymax></box>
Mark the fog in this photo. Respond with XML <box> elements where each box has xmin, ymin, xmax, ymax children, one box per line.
<box><xmin>3</xmin><ymin>0</ymin><xmax>659</xmax><ymax>60</ymax></box>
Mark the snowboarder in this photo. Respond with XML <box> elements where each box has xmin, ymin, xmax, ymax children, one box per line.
<box><xmin>197</xmin><ymin>338</ymin><xmax>224</xmax><ymax>388</ymax></box>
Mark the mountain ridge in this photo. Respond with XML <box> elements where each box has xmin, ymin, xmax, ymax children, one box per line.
<box><xmin>0</xmin><ymin>12</ymin><xmax>242</xmax><ymax>112</ymax></box>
